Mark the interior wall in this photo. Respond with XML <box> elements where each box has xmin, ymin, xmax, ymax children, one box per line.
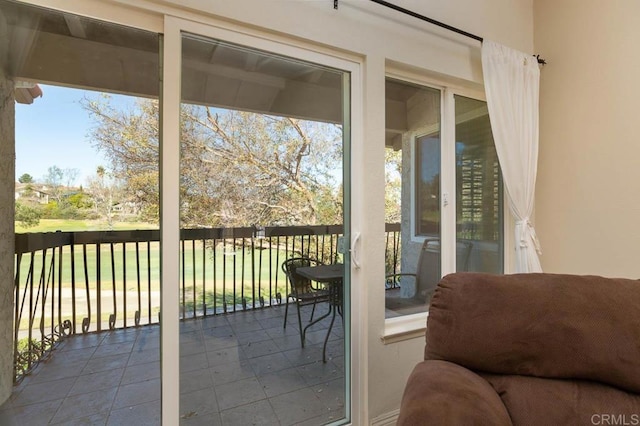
<box><xmin>19</xmin><ymin>0</ymin><xmax>535</xmax><ymax>420</ymax></box>
<box><xmin>534</xmin><ymin>0</ymin><xmax>640</xmax><ymax>277</ymax></box>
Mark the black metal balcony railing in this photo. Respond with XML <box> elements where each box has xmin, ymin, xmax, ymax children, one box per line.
<box><xmin>13</xmin><ymin>223</ymin><xmax>401</xmax><ymax>383</ymax></box>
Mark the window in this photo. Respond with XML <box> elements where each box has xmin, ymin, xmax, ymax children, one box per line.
<box><xmin>455</xmin><ymin>95</ymin><xmax>503</xmax><ymax>274</ymax></box>
<box><xmin>384</xmin><ymin>78</ymin><xmax>503</xmax><ymax>320</ymax></box>
<box><xmin>415</xmin><ymin>133</ymin><xmax>441</xmax><ymax>238</ymax></box>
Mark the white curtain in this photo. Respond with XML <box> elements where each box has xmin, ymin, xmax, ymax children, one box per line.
<box><xmin>481</xmin><ymin>40</ymin><xmax>542</xmax><ymax>273</ymax></box>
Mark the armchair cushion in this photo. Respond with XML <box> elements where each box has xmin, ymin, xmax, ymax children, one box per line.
<box><xmin>425</xmin><ymin>272</ymin><xmax>640</xmax><ymax>393</ymax></box>
<box><xmin>480</xmin><ymin>373</ymin><xmax>640</xmax><ymax>426</ymax></box>
<box><xmin>397</xmin><ymin>360</ymin><xmax>512</xmax><ymax>426</ymax></box>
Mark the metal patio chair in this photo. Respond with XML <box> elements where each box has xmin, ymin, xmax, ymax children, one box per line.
<box><xmin>281</xmin><ymin>257</ymin><xmax>331</xmax><ymax>347</ymax></box>
<box><xmin>387</xmin><ymin>239</ymin><xmax>473</xmax><ymax>304</ymax></box>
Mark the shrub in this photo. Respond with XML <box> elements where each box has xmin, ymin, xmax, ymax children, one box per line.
<box><xmin>15</xmin><ymin>202</ymin><xmax>42</xmax><ymax>228</ymax></box>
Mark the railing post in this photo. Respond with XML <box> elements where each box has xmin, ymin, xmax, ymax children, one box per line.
<box><xmin>201</xmin><ymin>238</ymin><xmax>206</xmax><ymax>316</ymax></box>
<box><xmin>135</xmin><ymin>241</ymin><xmax>141</xmax><ymax>326</ymax></box>
<box><xmin>96</xmin><ymin>243</ymin><xmax>101</xmax><ymax>332</ymax></box>
<box><xmin>57</xmin><ymin>235</ymin><xmax>63</xmax><ymax>336</ymax></box>
<box><xmin>212</xmin><ymin>239</ymin><xmax>218</xmax><ymax>314</ymax></box>
<box><xmin>70</xmin><ymin>235</ymin><xmax>77</xmax><ymax>334</ymax></box>
<box><xmin>233</xmin><ymin>237</ymin><xmax>238</xmax><ymax>312</ymax></box>
<box><xmin>82</xmin><ymin>244</ymin><xmax>91</xmax><ymax>333</ymax></box>
<box><xmin>122</xmin><ymin>242</ymin><xmax>127</xmax><ymax>329</ymax></box>
<box><xmin>191</xmin><ymin>239</ymin><xmax>196</xmax><ymax>318</ymax></box>
<box><xmin>241</xmin><ymin>238</ymin><xmax>246</xmax><ymax>310</ymax></box>
<box><xmin>147</xmin><ymin>241</ymin><xmax>152</xmax><ymax>325</ymax></box>
<box><xmin>250</xmin><ymin>236</ymin><xmax>255</xmax><ymax>310</ymax></box>
<box><xmin>181</xmin><ymin>239</ymin><xmax>186</xmax><ymax>318</ymax></box>
<box><xmin>13</xmin><ymin>253</ymin><xmax>22</xmax><ymax>383</ymax></box>
<box><xmin>109</xmin><ymin>243</ymin><xmax>117</xmax><ymax>330</ymax></box>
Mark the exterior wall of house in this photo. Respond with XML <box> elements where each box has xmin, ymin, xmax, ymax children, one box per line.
<box><xmin>11</xmin><ymin>0</ymin><xmax>534</xmax><ymax>419</ymax></box>
<box><xmin>534</xmin><ymin>0</ymin><xmax>640</xmax><ymax>277</ymax></box>
<box><xmin>0</xmin><ymin>70</ymin><xmax>15</xmax><ymax>405</ymax></box>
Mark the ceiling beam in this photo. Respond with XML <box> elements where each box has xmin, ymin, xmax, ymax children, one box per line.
<box><xmin>185</xmin><ymin>59</ymin><xmax>286</xmax><ymax>90</ymax></box>
<box><xmin>296</xmin><ymin>68</ymin><xmax>325</xmax><ymax>84</ymax></box>
<box><xmin>63</xmin><ymin>15</ymin><xmax>87</xmax><ymax>39</ymax></box>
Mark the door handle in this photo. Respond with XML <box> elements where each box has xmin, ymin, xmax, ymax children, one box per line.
<box><xmin>351</xmin><ymin>232</ymin><xmax>361</xmax><ymax>269</ymax></box>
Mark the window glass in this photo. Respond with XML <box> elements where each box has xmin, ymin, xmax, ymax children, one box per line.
<box><xmin>384</xmin><ymin>82</ymin><xmax>504</xmax><ymax>320</ymax></box>
<box><xmin>384</xmin><ymin>79</ymin><xmax>441</xmax><ymax>318</ymax></box>
<box><xmin>4</xmin><ymin>0</ymin><xmax>161</xmax><ymax>422</ymax></box>
<box><xmin>415</xmin><ymin>133</ymin><xmax>441</xmax><ymax>237</ymax></box>
<box><xmin>178</xmin><ymin>34</ymin><xmax>350</xmax><ymax>425</ymax></box>
<box><xmin>455</xmin><ymin>95</ymin><xmax>503</xmax><ymax>274</ymax></box>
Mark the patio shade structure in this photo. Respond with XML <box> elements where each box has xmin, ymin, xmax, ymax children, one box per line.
<box><xmin>0</xmin><ymin>2</ymin><xmax>342</xmax><ymax>123</ymax></box>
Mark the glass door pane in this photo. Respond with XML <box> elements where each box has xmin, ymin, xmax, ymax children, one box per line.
<box><xmin>2</xmin><ymin>1</ymin><xmax>161</xmax><ymax>424</ymax></box>
<box><xmin>178</xmin><ymin>33</ymin><xmax>349</xmax><ymax>425</ymax></box>
<box><xmin>385</xmin><ymin>78</ymin><xmax>442</xmax><ymax>318</ymax></box>
<box><xmin>454</xmin><ymin>95</ymin><xmax>503</xmax><ymax>274</ymax></box>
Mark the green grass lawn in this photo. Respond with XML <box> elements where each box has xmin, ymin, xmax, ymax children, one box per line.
<box><xmin>16</xmin><ymin>242</ymin><xmax>289</xmax><ymax>294</ymax></box>
<box><xmin>15</xmin><ymin>219</ymin><xmax>159</xmax><ymax>233</ymax></box>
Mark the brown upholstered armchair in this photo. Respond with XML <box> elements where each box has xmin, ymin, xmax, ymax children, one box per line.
<box><xmin>398</xmin><ymin>272</ymin><xmax>640</xmax><ymax>425</ymax></box>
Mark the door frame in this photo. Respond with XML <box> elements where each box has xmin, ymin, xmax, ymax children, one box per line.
<box><xmin>161</xmin><ymin>15</ymin><xmax>364</xmax><ymax>425</ymax></box>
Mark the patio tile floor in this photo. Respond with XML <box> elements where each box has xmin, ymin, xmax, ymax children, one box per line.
<box><xmin>0</xmin><ymin>304</ymin><xmax>345</xmax><ymax>426</ymax></box>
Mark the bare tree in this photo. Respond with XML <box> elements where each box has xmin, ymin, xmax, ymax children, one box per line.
<box><xmin>43</xmin><ymin>165</ymin><xmax>64</xmax><ymax>204</ymax></box>
<box><xmin>385</xmin><ymin>148</ymin><xmax>402</xmax><ymax>223</ymax></box>
<box><xmin>43</xmin><ymin>165</ymin><xmax>79</xmax><ymax>205</ymax></box>
<box><xmin>83</xmin><ymin>97</ymin><xmax>159</xmax><ymax>223</ymax></box>
<box><xmin>62</xmin><ymin>168</ymin><xmax>80</xmax><ymax>188</ymax></box>
<box><xmin>82</xmin><ymin>96</ymin><xmax>344</xmax><ymax>228</ymax></box>
<box><xmin>86</xmin><ymin>165</ymin><xmax>122</xmax><ymax>229</ymax></box>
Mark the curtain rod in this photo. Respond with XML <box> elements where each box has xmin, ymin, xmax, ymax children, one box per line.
<box><xmin>333</xmin><ymin>0</ymin><xmax>547</xmax><ymax>65</ymax></box>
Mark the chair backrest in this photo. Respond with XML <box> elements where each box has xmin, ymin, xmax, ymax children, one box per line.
<box><xmin>281</xmin><ymin>257</ymin><xmax>320</xmax><ymax>296</ymax></box>
<box><xmin>414</xmin><ymin>239</ymin><xmax>441</xmax><ymax>300</ymax></box>
<box><xmin>456</xmin><ymin>240</ymin><xmax>473</xmax><ymax>271</ymax></box>
<box><xmin>414</xmin><ymin>239</ymin><xmax>474</xmax><ymax>301</ymax></box>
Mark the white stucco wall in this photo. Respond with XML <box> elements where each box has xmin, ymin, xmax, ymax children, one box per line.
<box><xmin>535</xmin><ymin>0</ymin><xmax>640</xmax><ymax>278</ymax></box>
<box><xmin>15</xmin><ymin>0</ymin><xmax>535</xmax><ymax>419</ymax></box>
<box><xmin>0</xmin><ymin>71</ymin><xmax>15</xmax><ymax>405</ymax></box>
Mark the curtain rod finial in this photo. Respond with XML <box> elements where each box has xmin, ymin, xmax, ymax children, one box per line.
<box><xmin>535</xmin><ymin>54</ymin><xmax>547</xmax><ymax>66</ymax></box>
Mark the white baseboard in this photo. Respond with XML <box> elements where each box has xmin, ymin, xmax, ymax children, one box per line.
<box><xmin>370</xmin><ymin>408</ymin><xmax>400</xmax><ymax>426</ymax></box>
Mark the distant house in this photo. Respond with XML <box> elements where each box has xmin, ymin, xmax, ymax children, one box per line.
<box><xmin>14</xmin><ymin>183</ymin><xmax>49</xmax><ymax>204</ymax></box>
<box><xmin>111</xmin><ymin>201</ymin><xmax>139</xmax><ymax>216</ymax></box>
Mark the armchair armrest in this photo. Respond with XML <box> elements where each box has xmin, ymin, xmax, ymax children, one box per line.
<box><xmin>398</xmin><ymin>360</ymin><xmax>513</xmax><ymax>426</ymax></box>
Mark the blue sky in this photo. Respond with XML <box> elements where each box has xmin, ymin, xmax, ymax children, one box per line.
<box><xmin>15</xmin><ymin>84</ymin><xmax>134</xmax><ymax>185</ymax></box>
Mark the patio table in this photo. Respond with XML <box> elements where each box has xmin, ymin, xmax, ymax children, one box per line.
<box><xmin>295</xmin><ymin>263</ymin><xmax>344</xmax><ymax>363</ymax></box>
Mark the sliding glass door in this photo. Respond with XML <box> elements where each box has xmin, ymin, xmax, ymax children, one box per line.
<box><xmin>161</xmin><ymin>19</ymin><xmax>355</xmax><ymax>425</ymax></box>
<box><xmin>2</xmin><ymin>5</ymin><xmax>359</xmax><ymax>423</ymax></box>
